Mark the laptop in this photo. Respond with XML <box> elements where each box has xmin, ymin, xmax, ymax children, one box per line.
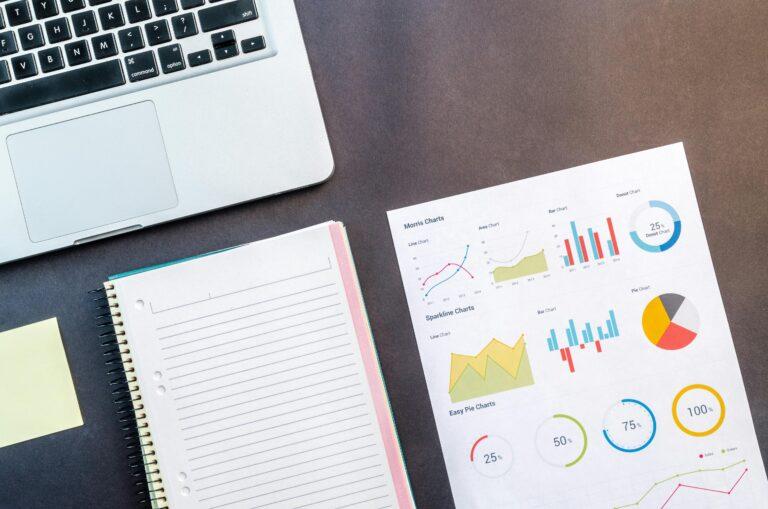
<box><xmin>0</xmin><ymin>0</ymin><xmax>333</xmax><ymax>265</ymax></box>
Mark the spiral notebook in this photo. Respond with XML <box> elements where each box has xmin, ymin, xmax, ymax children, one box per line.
<box><xmin>96</xmin><ymin>222</ymin><xmax>413</xmax><ymax>509</ymax></box>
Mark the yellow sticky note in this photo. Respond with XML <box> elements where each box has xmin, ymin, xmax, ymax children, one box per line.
<box><xmin>0</xmin><ymin>318</ymin><xmax>83</xmax><ymax>448</ymax></box>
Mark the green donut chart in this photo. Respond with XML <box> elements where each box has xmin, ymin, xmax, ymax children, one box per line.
<box><xmin>535</xmin><ymin>413</ymin><xmax>588</xmax><ymax>468</ymax></box>
<box><xmin>630</xmin><ymin>200</ymin><xmax>681</xmax><ymax>253</ymax></box>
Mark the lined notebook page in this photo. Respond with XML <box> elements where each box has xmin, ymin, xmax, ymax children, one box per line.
<box><xmin>112</xmin><ymin>223</ymin><xmax>411</xmax><ymax>509</ymax></box>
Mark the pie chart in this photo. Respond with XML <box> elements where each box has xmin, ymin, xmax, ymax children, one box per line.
<box><xmin>642</xmin><ymin>293</ymin><xmax>699</xmax><ymax>350</ymax></box>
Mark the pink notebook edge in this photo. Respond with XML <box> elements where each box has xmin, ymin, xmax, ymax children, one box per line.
<box><xmin>328</xmin><ymin>222</ymin><xmax>416</xmax><ymax>509</ymax></box>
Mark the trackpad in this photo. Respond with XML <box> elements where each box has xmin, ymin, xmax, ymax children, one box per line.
<box><xmin>7</xmin><ymin>101</ymin><xmax>178</xmax><ymax>242</ymax></box>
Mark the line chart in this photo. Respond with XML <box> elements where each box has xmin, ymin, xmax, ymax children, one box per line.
<box><xmin>613</xmin><ymin>459</ymin><xmax>747</xmax><ymax>509</ymax></box>
<box><xmin>487</xmin><ymin>231</ymin><xmax>529</xmax><ymax>264</ymax></box>
<box><xmin>421</xmin><ymin>244</ymin><xmax>474</xmax><ymax>298</ymax></box>
<box><xmin>660</xmin><ymin>468</ymin><xmax>747</xmax><ymax>508</ymax></box>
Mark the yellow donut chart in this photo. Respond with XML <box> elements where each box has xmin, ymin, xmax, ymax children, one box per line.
<box><xmin>672</xmin><ymin>384</ymin><xmax>725</xmax><ymax>437</ymax></box>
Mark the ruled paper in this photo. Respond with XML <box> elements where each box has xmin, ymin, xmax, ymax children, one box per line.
<box><xmin>112</xmin><ymin>224</ymin><xmax>402</xmax><ymax>509</ymax></box>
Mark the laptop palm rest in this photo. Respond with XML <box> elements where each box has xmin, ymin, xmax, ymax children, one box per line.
<box><xmin>7</xmin><ymin>101</ymin><xmax>178</xmax><ymax>243</ymax></box>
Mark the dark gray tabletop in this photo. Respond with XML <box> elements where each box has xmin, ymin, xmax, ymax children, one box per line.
<box><xmin>1</xmin><ymin>1</ymin><xmax>767</xmax><ymax>507</ymax></box>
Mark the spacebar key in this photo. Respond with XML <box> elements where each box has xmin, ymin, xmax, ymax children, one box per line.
<box><xmin>0</xmin><ymin>61</ymin><xmax>125</xmax><ymax>116</ymax></box>
<box><xmin>199</xmin><ymin>0</ymin><xmax>258</xmax><ymax>33</ymax></box>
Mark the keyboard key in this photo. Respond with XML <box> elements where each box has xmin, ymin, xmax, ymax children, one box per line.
<box><xmin>187</xmin><ymin>48</ymin><xmax>210</xmax><ymax>67</ymax></box>
<box><xmin>241</xmin><ymin>35</ymin><xmax>264</xmax><ymax>53</ymax></box>
<box><xmin>10</xmin><ymin>53</ymin><xmax>36</xmax><ymax>79</ymax></box>
<box><xmin>45</xmin><ymin>17</ymin><xmax>70</xmax><ymax>42</ymax></box>
<box><xmin>92</xmin><ymin>32</ymin><xmax>116</xmax><ymax>59</ymax></box>
<box><xmin>0</xmin><ymin>61</ymin><xmax>10</xmax><ymax>83</ymax></box>
<box><xmin>18</xmin><ymin>23</ymin><xmax>43</xmax><ymax>50</ymax></box>
<box><xmin>61</xmin><ymin>0</ymin><xmax>85</xmax><ymax>12</ymax></box>
<box><xmin>6</xmin><ymin>1</ymin><xmax>32</xmax><ymax>27</ymax></box>
<box><xmin>125</xmin><ymin>0</ymin><xmax>150</xmax><ymax>23</ymax></box>
<box><xmin>124</xmin><ymin>49</ymin><xmax>157</xmax><ymax>82</ymax></box>
<box><xmin>31</xmin><ymin>0</ymin><xmax>57</xmax><ymax>19</ymax></box>
<box><xmin>0</xmin><ymin>60</ymin><xmax>124</xmax><ymax>114</ymax></box>
<box><xmin>64</xmin><ymin>39</ymin><xmax>90</xmax><ymax>65</ymax></box>
<box><xmin>157</xmin><ymin>43</ymin><xmax>183</xmax><ymax>73</ymax></box>
<box><xmin>144</xmin><ymin>19</ymin><xmax>170</xmax><ymax>46</ymax></box>
<box><xmin>210</xmin><ymin>28</ymin><xmax>233</xmax><ymax>47</ymax></box>
<box><xmin>170</xmin><ymin>12</ymin><xmax>196</xmax><ymax>39</ymax></box>
<box><xmin>0</xmin><ymin>31</ymin><xmax>17</xmax><ymax>56</ymax></box>
<box><xmin>180</xmin><ymin>0</ymin><xmax>202</xmax><ymax>8</ymax></box>
<box><xmin>72</xmin><ymin>10</ymin><xmax>97</xmax><ymax>36</ymax></box>
<box><xmin>198</xmin><ymin>0</ymin><xmax>257</xmax><ymax>33</ymax></box>
<box><xmin>98</xmin><ymin>3</ymin><xmax>123</xmax><ymax>29</ymax></box>
<box><xmin>151</xmin><ymin>0</ymin><xmax>177</xmax><ymax>16</ymax></box>
<box><xmin>38</xmin><ymin>46</ymin><xmax>63</xmax><ymax>72</ymax></box>
<box><xmin>89</xmin><ymin>0</ymin><xmax>110</xmax><ymax>5</ymax></box>
<box><xmin>118</xmin><ymin>26</ymin><xmax>143</xmax><ymax>52</ymax></box>
<box><xmin>213</xmin><ymin>41</ymin><xmax>236</xmax><ymax>60</ymax></box>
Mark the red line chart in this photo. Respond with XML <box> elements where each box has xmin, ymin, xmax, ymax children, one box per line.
<box><xmin>420</xmin><ymin>244</ymin><xmax>474</xmax><ymax>298</ymax></box>
<box><xmin>659</xmin><ymin>467</ymin><xmax>748</xmax><ymax>508</ymax></box>
<box><xmin>421</xmin><ymin>262</ymin><xmax>475</xmax><ymax>288</ymax></box>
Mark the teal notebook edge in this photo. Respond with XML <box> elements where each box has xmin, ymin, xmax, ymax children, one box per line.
<box><xmin>108</xmin><ymin>245</ymin><xmax>241</xmax><ymax>281</ymax></box>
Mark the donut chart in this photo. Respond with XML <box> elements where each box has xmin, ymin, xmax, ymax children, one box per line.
<box><xmin>535</xmin><ymin>414</ymin><xmax>588</xmax><ymax>468</ymax></box>
<box><xmin>602</xmin><ymin>398</ymin><xmax>657</xmax><ymax>453</ymax></box>
<box><xmin>642</xmin><ymin>293</ymin><xmax>699</xmax><ymax>350</ymax></box>
<box><xmin>470</xmin><ymin>435</ymin><xmax>513</xmax><ymax>477</ymax></box>
<box><xmin>672</xmin><ymin>384</ymin><xmax>726</xmax><ymax>437</ymax></box>
<box><xmin>630</xmin><ymin>200</ymin><xmax>682</xmax><ymax>252</ymax></box>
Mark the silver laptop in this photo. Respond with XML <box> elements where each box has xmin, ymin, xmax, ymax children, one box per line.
<box><xmin>0</xmin><ymin>0</ymin><xmax>333</xmax><ymax>264</ymax></box>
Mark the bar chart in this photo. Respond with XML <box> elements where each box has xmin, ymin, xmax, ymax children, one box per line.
<box><xmin>561</xmin><ymin>217</ymin><xmax>620</xmax><ymax>267</ymax></box>
<box><xmin>546</xmin><ymin>310</ymin><xmax>620</xmax><ymax>373</ymax></box>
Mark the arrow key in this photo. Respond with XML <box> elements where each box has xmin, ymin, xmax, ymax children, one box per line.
<box><xmin>188</xmin><ymin>49</ymin><xmax>211</xmax><ymax>67</ymax></box>
<box><xmin>214</xmin><ymin>41</ymin><xmax>237</xmax><ymax>60</ymax></box>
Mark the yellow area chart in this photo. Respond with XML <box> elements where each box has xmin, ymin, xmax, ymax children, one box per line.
<box><xmin>449</xmin><ymin>335</ymin><xmax>534</xmax><ymax>403</ymax></box>
<box><xmin>492</xmin><ymin>249</ymin><xmax>548</xmax><ymax>283</ymax></box>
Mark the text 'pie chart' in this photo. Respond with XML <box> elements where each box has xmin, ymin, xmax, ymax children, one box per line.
<box><xmin>642</xmin><ymin>293</ymin><xmax>699</xmax><ymax>350</ymax></box>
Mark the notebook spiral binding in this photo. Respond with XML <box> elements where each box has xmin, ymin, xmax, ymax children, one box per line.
<box><xmin>92</xmin><ymin>284</ymin><xmax>168</xmax><ymax>508</ymax></box>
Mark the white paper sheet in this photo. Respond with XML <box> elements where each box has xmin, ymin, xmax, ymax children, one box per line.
<box><xmin>387</xmin><ymin>144</ymin><xmax>768</xmax><ymax>508</ymax></box>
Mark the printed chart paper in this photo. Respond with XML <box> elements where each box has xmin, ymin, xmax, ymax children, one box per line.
<box><xmin>387</xmin><ymin>144</ymin><xmax>768</xmax><ymax>508</ymax></box>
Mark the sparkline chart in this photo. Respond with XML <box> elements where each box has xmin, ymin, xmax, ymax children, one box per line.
<box><xmin>546</xmin><ymin>310</ymin><xmax>620</xmax><ymax>373</ymax></box>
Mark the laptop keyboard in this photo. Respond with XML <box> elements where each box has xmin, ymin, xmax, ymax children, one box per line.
<box><xmin>0</xmin><ymin>0</ymin><xmax>271</xmax><ymax>117</ymax></box>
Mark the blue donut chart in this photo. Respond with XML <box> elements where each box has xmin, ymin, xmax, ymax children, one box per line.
<box><xmin>602</xmin><ymin>398</ymin><xmax>657</xmax><ymax>453</ymax></box>
<box><xmin>630</xmin><ymin>200</ymin><xmax>682</xmax><ymax>253</ymax></box>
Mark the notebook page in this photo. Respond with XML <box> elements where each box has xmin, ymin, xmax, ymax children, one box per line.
<box><xmin>112</xmin><ymin>224</ymin><xmax>407</xmax><ymax>509</ymax></box>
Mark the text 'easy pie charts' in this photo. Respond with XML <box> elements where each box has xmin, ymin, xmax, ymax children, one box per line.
<box><xmin>642</xmin><ymin>293</ymin><xmax>699</xmax><ymax>350</ymax></box>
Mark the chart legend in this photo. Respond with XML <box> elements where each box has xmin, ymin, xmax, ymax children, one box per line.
<box><xmin>546</xmin><ymin>310</ymin><xmax>620</xmax><ymax>373</ymax></box>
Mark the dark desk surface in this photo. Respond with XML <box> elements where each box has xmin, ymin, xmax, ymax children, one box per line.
<box><xmin>2</xmin><ymin>1</ymin><xmax>767</xmax><ymax>507</ymax></box>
